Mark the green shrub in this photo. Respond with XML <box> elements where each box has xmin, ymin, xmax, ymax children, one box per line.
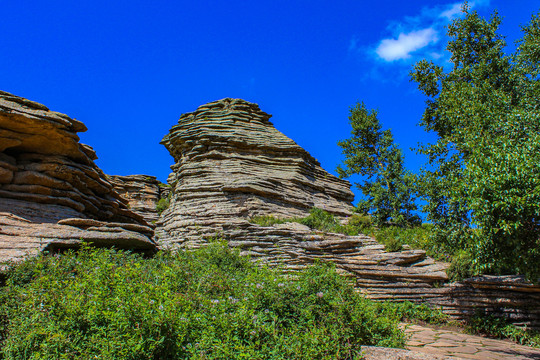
<box><xmin>376</xmin><ymin>301</ymin><xmax>448</xmax><ymax>325</ymax></box>
<box><xmin>249</xmin><ymin>215</ymin><xmax>288</xmax><ymax>227</ymax></box>
<box><xmin>156</xmin><ymin>198</ymin><xmax>170</xmax><ymax>215</ymax></box>
<box><xmin>0</xmin><ymin>243</ymin><xmax>405</xmax><ymax>359</ymax></box>
<box><xmin>447</xmin><ymin>250</ymin><xmax>474</xmax><ymax>281</ymax></box>
<box><xmin>299</xmin><ymin>208</ymin><xmax>340</xmax><ymax>232</ymax></box>
<box><xmin>382</xmin><ymin>236</ymin><xmax>403</xmax><ymax>252</ymax></box>
<box><xmin>346</xmin><ymin>214</ymin><xmax>372</xmax><ymax>232</ymax></box>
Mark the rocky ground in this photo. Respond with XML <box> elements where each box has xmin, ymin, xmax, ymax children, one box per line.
<box><xmin>403</xmin><ymin>323</ymin><xmax>540</xmax><ymax>359</ymax></box>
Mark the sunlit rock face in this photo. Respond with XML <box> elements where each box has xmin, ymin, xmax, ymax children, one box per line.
<box><xmin>108</xmin><ymin>175</ymin><xmax>165</xmax><ymax>224</ymax></box>
<box><xmin>0</xmin><ymin>91</ymin><xmax>156</xmax><ymax>269</ymax></box>
<box><xmin>157</xmin><ymin>98</ymin><xmax>355</xmax><ymax>249</ymax></box>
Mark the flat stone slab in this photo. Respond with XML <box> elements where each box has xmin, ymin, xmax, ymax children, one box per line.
<box><xmin>402</xmin><ymin>323</ymin><xmax>540</xmax><ymax>360</ymax></box>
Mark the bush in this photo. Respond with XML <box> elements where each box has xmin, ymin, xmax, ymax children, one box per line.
<box><xmin>156</xmin><ymin>198</ymin><xmax>170</xmax><ymax>215</ymax></box>
<box><xmin>249</xmin><ymin>215</ymin><xmax>287</xmax><ymax>227</ymax></box>
<box><xmin>376</xmin><ymin>301</ymin><xmax>448</xmax><ymax>325</ymax></box>
<box><xmin>347</xmin><ymin>214</ymin><xmax>372</xmax><ymax>232</ymax></box>
<box><xmin>0</xmin><ymin>243</ymin><xmax>405</xmax><ymax>359</ymax></box>
<box><xmin>447</xmin><ymin>250</ymin><xmax>474</xmax><ymax>281</ymax></box>
<box><xmin>299</xmin><ymin>208</ymin><xmax>340</xmax><ymax>232</ymax></box>
<box><xmin>249</xmin><ymin>208</ymin><xmax>360</xmax><ymax>235</ymax></box>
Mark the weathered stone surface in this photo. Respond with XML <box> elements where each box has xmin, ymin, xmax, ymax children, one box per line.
<box><xmin>0</xmin><ymin>91</ymin><xmax>156</xmax><ymax>268</ymax></box>
<box><xmin>0</xmin><ymin>212</ymin><xmax>155</xmax><ymax>270</ymax></box>
<box><xmin>108</xmin><ymin>174</ymin><xmax>166</xmax><ymax>224</ymax></box>
<box><xmin>158</xmin><ymin>98</ymin><xmax>354</xmax><ymax>247</ymax></box>
<box><xmin>361</xmin><ymin>346</ymin><xmax>456</xmax><ymax>360</ymax></box>
<box><xmin>353</xmin><ymin>249</ymin><xmax>540</xmax><ymax>329</ymax></box>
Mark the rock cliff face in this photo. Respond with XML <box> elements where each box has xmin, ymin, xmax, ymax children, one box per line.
<box><xmin>108</xmin><ymin>175</ymin><xmax>166</xmax><ymax>224</ymax></box>
<box><xmin>0</xmin><ymin>91</ymin><xmax>156</xmax><ymax>269</ymax></box>
<box><xmin>158</xmin><ymin>98</ymin><xmax>354</xmax><ymax>247</ymax></box>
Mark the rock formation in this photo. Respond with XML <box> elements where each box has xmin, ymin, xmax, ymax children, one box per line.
<box><xmin>157</xmin><ymin>98</ymin><xmax>540</xmax><ymax>330</ymax></box>
<box><xmin>0</xmin><ymin>91</ymin><xmax>156</xmax><ymax>269</ymax></box>
<box><xmin>158</xmin><ymin>97</ymin><xmax>354</xmax><ymax>247</ymax></box>
<box><xmin>2</xmin><ymin>91</ymin><xmax>537</xmax><ymax>330</ymax></box>
<box><xmin>108</xmin><ymin>174</ymin><xmax>168</xmax><ymax>224</ymax></box>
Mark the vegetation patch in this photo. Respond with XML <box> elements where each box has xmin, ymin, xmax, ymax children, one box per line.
<box><xmin>0</xmin><ymin>243</ymin><xmax>406</xmax><ymax>359</ymax></box>
<box><xmin>156</xmin><ymin>198</ymin><xmax>170</xmax><ymax>215</ymax></box>
<box><xmin>249</xmin><ymin>215</ymin><xmax>289</xmax><ymax>227</ymax></box>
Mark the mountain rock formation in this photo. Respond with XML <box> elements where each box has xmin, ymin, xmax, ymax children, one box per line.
<box><xmin>0</xmin><ymin>91</ymin><xmax>156</xmax><ymax>270</ymax></box>
<box><xmin>158</xmin><ymin>97</ymin><xmax>354</xmax><ymax>247</ymax></box>
<box><xmin>108</xmin><ymin>174</ymin><xmax>168</xmax><ymax>224</ymax></box>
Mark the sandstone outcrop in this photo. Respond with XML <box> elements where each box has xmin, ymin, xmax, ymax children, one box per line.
<box><xmin>0</xmin><ymin>91</ymin><xmax>156</xmax><ymax>268</ymax></box>
<box><xmin>158</xmin><ymin>98</ymin><xmax>354</xmax><ymax>247</ymax></box>
<box><xmin>108</xmin><ymin>174</ymin><xmax>167</xmax><ymax>224</ymax></box>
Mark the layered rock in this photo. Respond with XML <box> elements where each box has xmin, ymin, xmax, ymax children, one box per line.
<box><xmin>347</xmin><ymin>244</ymin><xmax>540</xmax><ymax>329</ymax></box>
<box><xmin>0</xmin><ymin>91</ymin><xmax>156</xmax><ymax>268</ymax></box>
<box><xmin>158</xmin><ymin>98</ymin><xmax>354</xmax><ymax>247</ymax></box>
<box><xmin>108</xmin><ymin>174</ymin><xmax>167</xmax><ymax>224</ymax></box>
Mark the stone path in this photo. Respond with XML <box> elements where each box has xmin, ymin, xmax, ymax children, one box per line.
<box><xmin>402</xmin><ymin>323</ymin><xmax>540</xmax><ymax>359</ymax></box>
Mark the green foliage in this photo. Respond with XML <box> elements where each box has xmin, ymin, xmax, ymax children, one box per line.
<box><xmin>381</xmin><ymin>236</ymin><xmax>403</xmax><ymax>253</ymax></box>
<box><xmin>0</xmin><ymin>244</ymin><xmax>405</xmax><ymax>359</ymax></box>
<box><xmin>465</xmin><ymin>313</ymin><xmax>540</xmax><ymax>348</ymax></box>
<box><xmin>376</xmin><ymin>301</ymin><xmax>448</xmax><ymax>325</ymax></box>
<box><xmin>249</xmin><ymin>208</ymin><xmax>361</xmax><ymax>236</ymax></box>
<box><xmin>299</xmin><ymin>208</ymin><xmax>341</xmax><ymax>232</ymax></box>
<box><xmin>361</xmin><ymin>224</ymin><xmax>451</xmax><ymax>260</ymax></box>
<box><xmin>447</xmin><ymin>250</ymin><xmax>474</xmax><ymax>282</ymax></box>
<box><xmin>337</xmin><ymin>102</ymin><xmax>420</xmax><ymax>227</ymax></box>
<box><xmin>346</xmin><ymin>214</ymin><xmax>373</xmax><ymax>232</ymax></box>
<box><xmin>249</xmin><ymin>215</ymin><xmax>287</xmax><ymax>227</ymax></box>
<box><xmin>411</xmin><ymin>6</ymin><xmax>540</xmax><ymax>281</ymax></box>
<box><xmin>156</xmin><ymin>198</ymin><xmax>170</xmax><ymax>215</ymax></box>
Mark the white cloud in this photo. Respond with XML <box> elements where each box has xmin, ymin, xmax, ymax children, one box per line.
<box><xmin>440</xmin><ymin>3</ymin><xmax>462</xmax><ymax>19</ymax></box>
<box><xmin>376</xmin><ymin>28</ymin><xmax>438</xmax><ymax>61</ymax></box>
<box><xmin>368</xmin><ymin>1</ymin><xmax>492</xmax><ymax>64</ymax></box>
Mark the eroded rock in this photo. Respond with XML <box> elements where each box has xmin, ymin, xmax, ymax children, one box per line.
<box><xmin>158</xmin><ymin>98</ymin><xmax>354</xmax><ymax>247</ymax></box>
<box><xmin>0</xmin><ymin>91</ymin><xmax>156</xmax><ymax>268</ymax></box>
<box><xmin>108</xmin><ymin>174</ymin><xmax>167</xmax><ymax>224</ymax></box>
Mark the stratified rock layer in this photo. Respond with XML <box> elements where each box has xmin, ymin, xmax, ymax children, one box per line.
<box><xmin>109</xmin><ymin>175</ymin><xmax>166</xmax><ymax>224</ymax></box>
<box><xmin>0</xmin><ymin>91</ymin><xmax>156</xmax><ymax>268</ymax></box>
<box><xmin>158</xmin><ymin>98</ymin><xmax>354</xmax><ymax>246</ymax></box>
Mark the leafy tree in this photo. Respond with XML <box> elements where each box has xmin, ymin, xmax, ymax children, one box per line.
<box><xmin>411</xmin><ymin>5</ymin><xmax>540</xmax><ymax>281</ymax></box>
<box><xmin>337</xmin><ymin>102</ymin><xmax>419</xmax><ymax>227</ymax></box>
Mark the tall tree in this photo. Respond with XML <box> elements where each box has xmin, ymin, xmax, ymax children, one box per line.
<box><xmin>411</xmin><ymin>6</ymin><xmax>540</xmax><ymax>281</ymax></box>
<box><xmin>337</xmin><ymin>102</ymin><xmax>419</xmax><ymax>227</ymax></box>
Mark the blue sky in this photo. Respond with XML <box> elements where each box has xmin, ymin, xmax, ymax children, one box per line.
<box><xmin>1</xmin><ymin>1</ymin><xmax>538</xmax><ymax>202</ymax></box>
